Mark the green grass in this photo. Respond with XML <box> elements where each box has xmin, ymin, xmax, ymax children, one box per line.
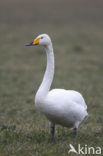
<box><xmin>0</xmin><ymin>0</ymin><xmax>103</xmax><ymax>155</ymax></box>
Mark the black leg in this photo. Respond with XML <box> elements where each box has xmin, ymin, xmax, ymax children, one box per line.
<box><xmin>73</xmin><ymin>127</ymin><xmax>77</xmax><ymax>138</ymax></box>
<box><xmin>50</xmin><ymin>123</ymin><xmax>55</xmax><ymax>142</ymax></box>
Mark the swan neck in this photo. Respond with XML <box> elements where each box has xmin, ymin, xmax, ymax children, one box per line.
<box><xmin>36</xmin><ymin>43</ymin><xmax>54</xmax><ymax>98</ymax></box>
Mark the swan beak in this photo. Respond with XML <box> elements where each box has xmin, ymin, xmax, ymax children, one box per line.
<box><xmin>26</xmin><ymin>38</ymin><xmax>40</xmax><ymax>46</ymax></box>
<box><xmin>25</xmin><ymin>42</ymin><xmax>33</xmax><ymax>46</ymax></box>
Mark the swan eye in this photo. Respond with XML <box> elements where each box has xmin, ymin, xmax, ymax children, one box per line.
<box><xmin>41</xmin><ymin>37</ymin><xmax>44</xmax><ymax>39</ymax></box>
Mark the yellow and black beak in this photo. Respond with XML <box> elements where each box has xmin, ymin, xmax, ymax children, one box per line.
<box><xmin>26</xmin><ymin>38</ymin><xmax>40</xmax><ymax>46</ymax></box>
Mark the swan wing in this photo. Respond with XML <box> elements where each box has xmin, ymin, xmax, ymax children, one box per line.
<box><xmin>48</xmin><ymin>89</ymin><xmax>87</xmax><ymax>110</ymax></box>
<box><xmin>42</xmin><ymin>89</ymin><xmax>88</xmax><ymax>127</ymax></box>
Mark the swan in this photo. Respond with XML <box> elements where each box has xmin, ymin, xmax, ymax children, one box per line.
<box><xmin>26</xmin><ymin>34</ymin><xmax>88</xmax><ymax>140</ymax></box>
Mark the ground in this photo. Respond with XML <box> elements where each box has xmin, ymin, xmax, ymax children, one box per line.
<box><xmin>0</xmin><ymin>0</ymin><xmax>103</xmax><ymax>155</ymax></box>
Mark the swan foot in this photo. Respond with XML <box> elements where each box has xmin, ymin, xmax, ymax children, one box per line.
<box><xmin>73</xmin><ymin>127</ymin><xmax>77</xmax><ymax>138</ymax></box>
<box><xmin>50</xmin><ymin>122</ymin><xmax>55</xmax><ymax>142</ymax></box>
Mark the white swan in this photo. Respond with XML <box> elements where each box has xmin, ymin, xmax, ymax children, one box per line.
<box><xmin>26</xmin><ymin>34</ymin><xmax>88</xmax><ymax>140</ymax></box>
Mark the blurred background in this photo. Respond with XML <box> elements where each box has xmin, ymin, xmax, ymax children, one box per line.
<box><xmin>0</xmin><ymin>0</ymin><xmax>103</xmax><ymax>155</ymax></box>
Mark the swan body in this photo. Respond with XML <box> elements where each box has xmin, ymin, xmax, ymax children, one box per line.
<box><xmin>35</xmin><ymin>89</ymin><xmax>87</xmax><ymax>128</ymax></box>
<box><xmin>26</xmin><ymin>34</ymin><xmax>88</xmax><ymax>139</ymax></box>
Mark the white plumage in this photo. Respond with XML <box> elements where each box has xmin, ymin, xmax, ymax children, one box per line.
<box><xmin>26</xmin><ymin>34</ymin><xmax>88</xmax><ymax>139</ymax></box>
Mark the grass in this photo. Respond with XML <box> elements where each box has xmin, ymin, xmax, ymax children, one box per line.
<box><xmin>0</xmin><ymin>0</ymin><xmax>103</xmax><ymax>155</ymax></box>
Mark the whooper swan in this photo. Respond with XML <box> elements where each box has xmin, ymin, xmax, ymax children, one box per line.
<box><xmin>26</xmin><ymin>34</ymin><xmax>88</xmax><ymax>140</ymax></box>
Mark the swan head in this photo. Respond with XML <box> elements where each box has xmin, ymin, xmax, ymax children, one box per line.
<box><xmin>26</xmin><ymin>34</ymin><xmax>51</xmax><ymax>47</ymax></box>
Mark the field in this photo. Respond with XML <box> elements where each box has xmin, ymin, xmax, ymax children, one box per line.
<box><xmin>0</xmin><ymin>0</ymin><xmax>103</xmax><ymax>155</ymax></box>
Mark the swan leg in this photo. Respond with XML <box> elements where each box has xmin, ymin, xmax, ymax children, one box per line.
<box><xmin>50</xmin><ymin>122</ymin><xmax>55</xmax><ymax>141</ymax></box>
<box><xmin>73</xmin><ymin>127</ymin><xmax>77</xmax><ymax>137</ymax></box>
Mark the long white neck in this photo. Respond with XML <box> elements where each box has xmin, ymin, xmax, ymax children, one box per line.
<box><xmin>36</xmin><ymin>43</ymin><xmax>54</xmax><ymax>98</ymax></box>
